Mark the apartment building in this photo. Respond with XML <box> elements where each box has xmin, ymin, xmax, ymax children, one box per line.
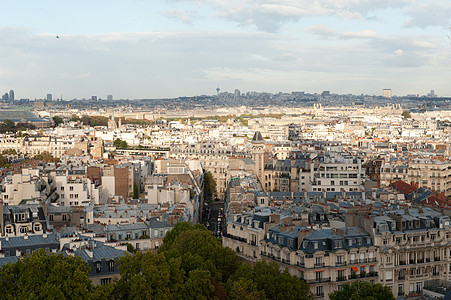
<box><xmin>54</xmin><ymin>169</ymin><xmax>101</xmax><ymax>206</ymax></box>
<box><xmin>347</xmin><ymin>207</ymin><xmax>451</xmax><ymax>298</ymax></box>
<box><xmin>1</xmin><ymin>169</ymin><xmax>48</xmax><ymax>205</ymax></box>
<box><xmin>300</xmin><ymin>153</ymin><xmax>365</xmax><ymax>193</ymax></box>
<box><xmin>260</xmin><ymin>225</ymin><xmax>378</xmax><ymax>299</ymax></box>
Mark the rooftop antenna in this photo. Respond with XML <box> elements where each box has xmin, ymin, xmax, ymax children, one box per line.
<box><xmin>216</xmin><ymin>86</ymin><xmax>220</xmax><ymax>96</ymax></box>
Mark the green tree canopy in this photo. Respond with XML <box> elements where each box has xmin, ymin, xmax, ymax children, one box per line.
<box><xmin>329</xmin><ymin>280</ymin><xmax>394</xmax><ymax>300</ymax></box>
<box><xmin>113</xmin><ymin>138</ymin><xmax>128</xmax><ymax>149</ymax></box>
<box><xmin>0</xmin><ymin>249</ymin><xmax>102</xmax><ymax>300</ymax></box>
<box><xmin>203</xmin><ymin>171</ymin><xmax>217</xmax><ymax>201</ymax></box>
<box><xmin>52</xmin><ymin>116</ymin><xmax>64</xmax><ymax>126</ymax></box>
<box><xmin>227</xmin><ymin>260</ymin><xmax>313</xmax><ymax>300</ymax></box>
<box><xmin>401</xmin><ymin>110</ymin><xmax>411</xmax><ymax>118</ymax></box>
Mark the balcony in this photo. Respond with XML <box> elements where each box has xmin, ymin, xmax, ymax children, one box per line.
<box><xmin>367</xmin><ymin>272</ymin><xmax>378</xmax><ymax>277</ymax></box>
<box><xmin>417</xmin><ymin>259</ymin><xmax>424</xmax><ymax>264</ymax></box>
<box><xmin>336</xmin><ymin>261</ymin><xmax>347</xmax><ymax>267</ymax></box>
<box><xmin>399</xmin><ymin>261</ymin><xmax>406</xmax><ymax>265</ymax></box>
<box><xmin>434</xmin><ymin>257</ymin><xmax>441</xmax><ymax>262</ymax></box>
<box><xmin>307</xmin><ymin>277</ymin><xmax>331</xmax><ymax>284</ymax></box>
<box><xmin>296</xmin><ymin>262</ymin><xmax>305</xmax><ymax>267</ymax></box>
<box><xmin>281</xmin><ymin>258</ymin><xmax>291</xmax><ymax>265</ymax></box>
<box><xmin>314</xmin><ymin>262</ymin><xmax>325</xmax><ymax>268</ymax></box>
<box><xmin>336</xmin><ymin>276</ymin><xmax>347</xmax><ymax>282</ymax></box>
<box><xmin>398</xmin><ymin>276</ymin><xmax>405</xmax><ymax>281</ymax></box>
<box><xmin>315</xmin><ymin>293</ymin><xmax>324</xmax><ymax>298</ymax></box>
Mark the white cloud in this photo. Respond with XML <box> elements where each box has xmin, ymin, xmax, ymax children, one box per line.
<box><xmin>161</xmin><ymin>9</ymin><xmax>196</xmax><ymax>24</ymax></box>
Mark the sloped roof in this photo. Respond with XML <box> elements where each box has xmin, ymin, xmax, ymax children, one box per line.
<box><xmin>252</xmin><ymin>131</ymin><xmax>264</xmax><ymax>142</ymax></box>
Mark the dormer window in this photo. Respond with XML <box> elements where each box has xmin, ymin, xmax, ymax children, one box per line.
<box><xmin>348</xmin><ymin>239</ymin><xmax>352</xmax><ymax>246</ymax></box>
<box><xmin>303</xmin><ymin>241</ymin><xmax>308</xmax><ymax>248</ymax></box>
<box><xmin>313</xmin><ymin>242</ymin><xmax>318</xmax><ymax>249</ymax></box>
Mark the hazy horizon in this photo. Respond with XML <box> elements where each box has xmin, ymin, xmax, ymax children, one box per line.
<box><xmin>1</xmin><ymin>0</ymin><xmax>450</xmax><ymax>99</ymax></box>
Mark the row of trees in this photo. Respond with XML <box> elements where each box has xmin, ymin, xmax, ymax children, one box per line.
<box><xmin>0</xmin><ymin>222</ymin><xmax>394</xmax><ymax>299</ymax></box>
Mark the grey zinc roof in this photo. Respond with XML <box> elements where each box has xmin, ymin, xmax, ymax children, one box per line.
<box><xmin>0</xmin><ymin>234</ymin><xmax>59</xmax><ymax>248</ymax></box>
<box><xmin>73</xmin><ymin>244</ymin><xmax>126</xmax><ymax>261</ymax></box>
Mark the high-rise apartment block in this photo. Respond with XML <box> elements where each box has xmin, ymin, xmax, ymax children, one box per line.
<box><xmin>383</xmin><ymin>89</ymin><xmax>392</xmax><ymax>98</ymax></box>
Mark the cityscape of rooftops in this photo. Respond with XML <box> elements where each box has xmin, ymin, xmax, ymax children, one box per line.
<box><xmin>0</xmin><ymin>1</ymin><xmax>450</xmax><ymax>299</ymax></box>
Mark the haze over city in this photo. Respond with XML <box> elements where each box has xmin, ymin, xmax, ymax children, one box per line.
<box><xmin>1</xmin><ymin>0</ymin><xmax>450</xmax><ymax>99</ymax></box>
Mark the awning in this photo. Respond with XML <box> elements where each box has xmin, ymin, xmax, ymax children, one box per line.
<box><xmin>338</xmin><ymin>269</ymin><xmax>346</xmax><ymax>271</ymax></box>
<box><xmin>316</xmin><ymin>270</ymin><xmax>324</xmax><ymax>272</ymax></box>
<box><xmin>351</xmin><ymin>266</ymin><xmax>359</xmax><ymax>272</ymax></box>
<box><xmin>297</xmin><ymin>269</ymin><xmax>304</xmax><ymax>272</ymax></box>
<box><xmin>370</xmin><ymin>264</ymin><xmax>375</xmax><ymax>267</ymax></box>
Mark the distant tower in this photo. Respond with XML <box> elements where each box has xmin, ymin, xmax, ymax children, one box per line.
<box><xmin>383</xmin><ymin>89</ymin><xmax>392</xmax><ymax>98</ymax></box>
<box><xmin>216</xmin><ymin>86</ymin><xmax>220</xmax><ymax>96</ymax></box>
<box><xmin>46</xmin><ymin>94</ymin><xmax>52</xmax><ymax>101</ymax></box>
<box><xmin>107</xmin><ymin>95</ymin><xmax>113</xmax><ymax>101</ymax></box>
<box><xmin>108</xmin><ymin>111</ymin><xmax>117</xmax><ymax>130</ymax></box>
<box><xmin>252</xmin><ymin>131</ymin><xmax>265</xmax><ymax>185</ymax></box>
<box><xmin>9</xmin><ymin>90</ymin><xmax>14</xmax><ymax>102</ymax></box>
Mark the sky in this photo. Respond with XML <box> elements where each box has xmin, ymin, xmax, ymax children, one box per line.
<box><xmin>0</xmin><ymin>0</ymin><xmax>450</xmax><ymax>99</ymax></box>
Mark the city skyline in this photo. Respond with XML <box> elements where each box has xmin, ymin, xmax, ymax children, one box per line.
<box><xmin>0</xmin><ymin>0</ymin><xmax>450</xmax><ymax>99</ymax></box>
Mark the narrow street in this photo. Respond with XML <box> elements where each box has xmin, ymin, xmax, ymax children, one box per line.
<box><xmin>204</xmin><ymin>201</ymin><xmax>225</xmax><ymax>238</ymax></box>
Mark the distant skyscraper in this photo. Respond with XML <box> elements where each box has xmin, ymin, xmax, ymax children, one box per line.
<box><xmin>234</xmin><ymin>89</ymin><xmax>241</xmax><ymax>97</ymax></box>
<box><xmin>2</xmin><ymin>93</ymin><xmax>8</xmax><ymax>101</ymax></box>
<box><xmin>92</xmin><ymin>96</ymin><xmax>97</xmax><ymax>101</ymax></box>
<box><xmin>107</xmin><ymin>95</ymin><xmax>113</xmax><ymax>101</ymax></box>
<box><xmin>9</xmin><ymin>90</ymin><xmax>14</xmax><ymax>102</ymax></box>
<box><xmin>216</xmin><ymin>86</ymin><xmax>220</xmax><ymax>96</ymax></box>
<box><xmin>427</xmin><ymin>90</ymin><xmax>436</xmax><ymax>97</ymax></box>
<box><xmin>46</xmin><ymin>94</ymin><xmax>52</xmax><ymax>101</ymax></box>
<box><xmin>383</xmin><ymin>89</ymin><xmax>392</xmax><ymax>98</ymax></box>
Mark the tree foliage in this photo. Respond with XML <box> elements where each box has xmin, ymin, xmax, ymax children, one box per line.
<box><xmin>203</xmin><ymin>171</ymin><xmax>217</xmax><ymax>201</ymax></box>
<box><xmin>113</xmin><ymin>138</ymin><xmax>128</xmax><ymax>149</ymax></box>
<box><xmin>329</xmin><ymin>280</ymin><xmax>394</xmax><ymax>300</ymax></box>
<box><xmin>52</xmin><ymin>116</ymin><xmax>64</xmax><ymax>126</ymax></box>
<box><xmin>0</xmin><ymin>249</ymin><xmax>102</xmax><ymax>300</ymax></box>
<box><xmin>227</xmin><ymin>261</ymin><xmax>313</xmax><ymax>300</ymax></box>
<box><xmin>401</xmin><ymin>110</ymin><xmax>411</xmax><ymax>118</ymax></box>
<box><xmin>114</xmin><ymin>222</ymin><xmax>312</xmax><ymax>300</ymax></box>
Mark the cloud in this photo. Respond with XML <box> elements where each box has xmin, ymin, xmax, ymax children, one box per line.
<box><xmin>169</xmin><ymin>0</ymin><xmax>449</xmax><ymax>32</ymax></box>
<box><xmin>161</xmin><ymin>9</ymin><xmax>195</xmax><ymax>24</ymax></box>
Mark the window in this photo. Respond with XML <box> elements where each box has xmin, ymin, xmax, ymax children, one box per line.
<box><xmin>62</xmin><ymin>215</ymin><xmax>67</xmax><ymax>221</ymax></box>
<box><xmin>60</xmin><ymin>186</ymin><xmax>64</xmax><ymax>191</ymax></box>
<box><xmin>398</xmin><ymin>284</ymin><xmax>404</xmax><ymax>296</ymax></box>
<box><xmin>34</xmin><ymin>224</ymin><xmax>41</xmax><ymax>232</ymax></box>
<box><xmin>61</xmin><ymin>194</ymin><xmax>65</xmax><ymax>199</ymax></box>
<box><xmin>75</xmin><ymin>194</ymin><xmax>78</xmax><ymax>198</ymax></box>
<box><xmin>70</xmin><ymin>194</ymin><xmax>74</xmax><ymax>199</ymax></box>
<box><xmin>108</xmin><ymin>261</ymin><xmax>114</xmax><ymax>272</ymax></box>
<box><xmin>49</xmin><ymin>215</ymin><xmax>53</xmax><ymax>221</ymax></box>
<box><xmin>315</xmin><ymin>271</ymin><xmax>323</xmax><ymax>281</ymax></box>
<box><xmin>100</xmin><ymin>278</ymin><xmax>111</xmax><ymax>285</ymax></box>
<box><xmin>385</xmin><ymin>271</ymin><xmax>393</xmax><ymax>281</ymax></box>
<box><xmin>416</xmin><ymin>282</ymin><xmax>422</xmax><ymax>293</ymax></box>
<box><xmin>6</xmin><ymin>226</ymin><xmax>13</xmax><ymax>234</ymax></box>
<box><xmin>387</xmin><ymin>256</ymin><xmax>392</xmax><ymax>264</ymax></box>
<box><xmin>96</xmin><ymin>262</ymin><xmax>102</xmax><ymax>273</ymax></box>
<box><xmin>70</xmin><ymin>186</ymin><xmax>74</xmax><ymax>191</ymax></box>
<box><xmin>316</xmin><ymin>286</ymin><xmax>323</xmax><ymax>297</ymax></box>
<box><xmin>20</xmin><ymin>227</ymin><xmax>27</xmax><ymax>233</ymax></box>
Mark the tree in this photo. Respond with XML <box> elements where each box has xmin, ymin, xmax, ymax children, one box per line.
<box><xmin>227</xmin><ymin>278</ymin><xmax>264</xmax><ymax>300</ymax></box>
<box><xmin>227</xmin><ymin>260</ymin><xmax>313</xmax><ymax>300</ymax></box>
<box><xmin>133</xmin><ymin>182</ymin><xmax>139</xmax><ymax>199</ymax></box>
<box><xmin>113</xmin><ymin>138</ymin><xmax>128</xmax><ymax>149</ymax></box>
<box><xmin>52</xmin><ymin>116</ymin><xmax>64</xmax><ymax>126</ymax></box>
<box><xmin>70</xmin><ymin>114</ymin><xmax>81</xmax><ymax>122</ymax></box>
<box><xmin>401</xmin><ymin>110</ymin><xmax>411</xmax><ymax>118</ymax></box>
<box><xmin>1</xmin><ymin>119</ymin><xmax>15</xmax><ymax>130</ymax></box>
<box><xmin>203</xmin><ymin>171</ymin><xmax>217</xmax><ymax>202</ymax></box>
<box><xmin>0</xmin><ymin>155</ymin><xmax>8</xmax><ymax>168</ymax></box>
<box><xmin>329</xmin><ymin>280</ymin><xmax>394</xmax><ymax>300</ymax></box>
<box><xmin>0</xmin><ymin>249</ymin><xmax>99</xmax><ymax>299</ymax></box>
